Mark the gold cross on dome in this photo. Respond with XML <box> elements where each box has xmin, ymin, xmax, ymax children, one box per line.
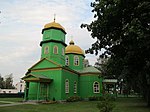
<box><xmin>54</xmin><ymin>14</ymin><xmax>56</xmax><ymax>22</ymax></box>
<box><xmin>70</xmin><ymin>35</ymin><xmax>73</xmax><ymax>40</ymax></box>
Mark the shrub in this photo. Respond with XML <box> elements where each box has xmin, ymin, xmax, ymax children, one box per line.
<box><xmin>97</xmin><ymin>100</ymin><xmax>114</xmax><ymax>112</ymax></box>
<box><xmin>66</xmin><ymin>96</ymin><xmax>81</xmax><ymax>102</ymax></box>
<box><xmin>88</xmin><ymin>96</ymin><xmax>98</xmax><ymax>101</ymax></box>
<box><xmin>88</xmin><ymin>96</ymin><xmax>105</xmax><ymax>101</ymax></box>
<box><xmin>97</xmin><ymin>95</ymin><xmax>115</xmax><ymax>112</ymax></box>
<box><xmin>102</xmin><ymin>95</ymin><xmax>116</xmax><ymax>101</ymax></box>
<box><xmin>88</xmin><ymin>95</ymin><xmax>115</xmax><ymax>101</ymax></box>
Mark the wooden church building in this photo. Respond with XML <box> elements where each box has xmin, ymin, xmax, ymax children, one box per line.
<box><xmin>22</xmin><ymin>19</ymin><xmax>103</xmax><ymax>101</ymax></box>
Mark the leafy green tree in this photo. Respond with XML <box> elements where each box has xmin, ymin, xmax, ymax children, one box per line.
<box><xmin>94</xmin><ymin>57</ymin><xmax>108</xmax><ymax>76</ymax></box>
<box><xmin>82</xmin><ymin>0</ymin><xmax>150</xmax><ymax>106</ymax></box>
<box><xmin>95</xmin><ymin>57</ymin><xmax>122</xmax><ymax>79</ymax></box>
<box><xmin>4</xmin><ymin>74</ymin><xmax>15</xmax><ymax>89</ymax></box>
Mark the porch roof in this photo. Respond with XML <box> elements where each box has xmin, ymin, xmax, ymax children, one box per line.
<box><xmin>103</xmin><ymin>79</ymin><xmax>117</xmax><ymax>84</ymax></box>
<box><xmin>22</xmin><ymin>74</ymin><xmax>52</xmax><ymax>83</ymax></box>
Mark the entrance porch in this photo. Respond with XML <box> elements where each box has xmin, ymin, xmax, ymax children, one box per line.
<box><xmin>22</xmin><ymin>74</ymin><xmax>53</xmax><ymax>101</ymax></box>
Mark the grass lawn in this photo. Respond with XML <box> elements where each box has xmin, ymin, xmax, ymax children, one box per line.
<box><xmin>0</xmin><ymin>97</ymin><xmax>149</xmax><ymax>112</ymax></box>
<box><xmin>0</xmin><ymin>102</ymin><xmax>10</xmax><ymax>105</ymax></box>
<box><xmin>113</xmin><ymin>98</ymin><xmax>150</xmax><ymax>112</ymax></box>
<box><xmin>0</xmin><ymin>98</ymin><xmax>24</xmax><ymax>102</ymax></box>
<box><xmin>0</xmin><ymin>101</ymin><xmax>99</xmax><ymax>112</ymax></box>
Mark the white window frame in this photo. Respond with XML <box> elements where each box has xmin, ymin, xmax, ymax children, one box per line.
<box><xmin>65</xmin><ymin>56</ymin><xmax>69</xmax><ymax>66</ymax></box>
<box><xmin>74</xmin><ymin>56</ymin><xmax>79</xmax><ymax>66</ymax></box>
<box><xmin>53</xmin><ymin>45</ymin><xmax>58</xmax><ymax>54</ymax></box>
<box><xmin>65</xmin><ymin>79</ymin><xmax>69</xmax><ymax>93</ymax></box>
<box><xmin>62</xmin><ymin>48</ymin><xmax>64</xmax><ymax>55</ymax></box>
<box><xmin>93</xmin><ymin>81</ymin><xmax>100</xmax><ymax>93</ymax></box>
<box><xmin>44</xmin><ymin>46</ymin><xmax>49</xmax><ymax>54</ymax></box>
<box><xmin>74</xmin><ymin>81</ymin><xmax>77</xmax><ymax>93</ymax></box>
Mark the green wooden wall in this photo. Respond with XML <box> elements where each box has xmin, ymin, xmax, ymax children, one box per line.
<box><xmin>65</xmin><ymin>54</ymin><xmax>84</xmax><ymax>70</ymax></box>
<box><xmin>61</xmin><ymin>69</ymin><xmax>79</xmax><ymax>100</ymax></box>
<box><xmin>79</xmin><ymin>74</ymin><xmax>103</xmax><ymax>99</ymax></box>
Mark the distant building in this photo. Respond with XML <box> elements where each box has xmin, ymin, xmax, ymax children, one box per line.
<box><xmin>15</xmin><ymin>80</ymin><xmax>25</xmax><ymax>93</ymax></box>
<box><xmin>0</xmin><ymin>89</ymin><xmax>18</xmax><ymax>93</ymax></box>
<box><xmin>0</xmin><ymin>80</ymin><xmax>25</xmax><ymax>93</ymax></box>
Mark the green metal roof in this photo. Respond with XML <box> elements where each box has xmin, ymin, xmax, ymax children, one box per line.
<box><xmin>77</xmin><ymin>66</ymin><xmax>101</xmax><ymax>74</ymax></box>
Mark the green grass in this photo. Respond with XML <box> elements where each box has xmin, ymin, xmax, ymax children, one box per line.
<box><xmin>0</xmin><ymin>102</ymin><xmax>10</xmax><ymax>105</ymax></box>
<box><xmin>0</xmin><ymin>97</ymin><xmax>149</xmax><ymax>112</ymax></box>
<box><xmin>0</xmin><ymin>101</ymin><xmax>99</xmax><ymax>112</ymax></box>
<box><xmin>0</xmin><ymin>98</ymin><xmax>24</xmax><ymax>102</ymax></box>
<box><xmin>113</xmin><ymin>97</ymin><xmax>150</xmax><ymax>112</ymax></box>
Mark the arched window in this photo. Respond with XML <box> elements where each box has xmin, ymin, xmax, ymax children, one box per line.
<box><xmin>65</xmin><ymin>56</ymin><xmax>69</xmax><ymax>66</ymax></box>
<box><xmin>44</xmin><ymin>46</ymin><xmax>49</xmax><ymax>54</ymax></box>
<box><xmin>74</xmin><ymin>81</ymin><xmax>77</xmax><ymax>93</ymax></box>
<box><xmin>53</xmin><ymin>46</ymin><xmax>58</xmax><ymax>54</ymax></box>
<box><xmin>93</xmin><ymin>81</ymin><xmax>100</xmax><ymax>93</ymax></box>
<box><xmin>62</xmin><ymin>48</ymin><xmax>64</xmax><ymax>55</ymax></box>
<box><xmin>65</xmin><ymin>79</ymin><xmax>69</xmax><ymax>93</ymax></box>
<box><xmin>74</xmin><ymin>56</ymin><xmax>79</xmax><ymax>66</ymax></box>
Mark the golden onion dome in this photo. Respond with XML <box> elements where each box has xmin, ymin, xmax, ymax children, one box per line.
<box><xmin>42</xmin><ymin>20</ymin><xmax>66</xmax><ymax>34</ymax></box>
<box><xmin>65</xmin><ymin>40</ymin><xmax>84</xmax><ymax>56</ymax></box>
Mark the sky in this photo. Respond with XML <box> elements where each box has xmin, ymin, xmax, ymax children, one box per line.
<box><xmin>0</xmin><ymin>0</ymin><xmax>99</xmax><ymax>84</ymax></box>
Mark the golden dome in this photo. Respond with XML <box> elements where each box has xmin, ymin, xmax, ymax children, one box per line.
<box><xmin>43</xmin><ymin>21</ymin><xmax>66</xmax><ymax>34</ymax></box>
<box><xmin>65</xmin><ymin>40</ymin><xmax>84</xmax><ymax>56</ymax></box>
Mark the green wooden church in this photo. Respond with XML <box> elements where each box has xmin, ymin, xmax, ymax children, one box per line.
<box><xmin>22</xmin><ymin>19</ymin><xmax>103</xmax><ymax>101</ymax></box>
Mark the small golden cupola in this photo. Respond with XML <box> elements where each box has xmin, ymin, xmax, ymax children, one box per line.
<box><xmin>65</xmin><ymin>40</ymin><xmax>84</xmax><ymax>56</ymax></box>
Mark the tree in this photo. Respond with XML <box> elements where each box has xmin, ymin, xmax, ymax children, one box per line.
<box><xmin>95</xmin><ymin>57</ymin><xmax>108</xmax><ymax>76</ymax></box>
<box><xmin>94</xmin><ymin>57</ymin><xmax>123</xmax><ymax>79</ymax></box>
<box><xmin>0</xmin><ymin>74</ymin><xmax>15</xmax><ymax>89</ymax></box>
<box><xmin>0</xmin><ymin>74</ymin><xmax>4</xmax><ymax>89</ymax></box>
<box><xmin>82</xmin><ymin>0</ymin><xmax>150</xmax><ymax>106</ymax></box>
<box><xmin>4</xmin><ymin>74</ymin><xmax>15</xmax><ymax>89</ymax></box>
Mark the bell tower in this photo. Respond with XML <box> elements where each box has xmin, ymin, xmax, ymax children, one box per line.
<box><xmin>40</xmin><ymin>19</ymin><xmax>67</xmax><ymax>66</ymax></box>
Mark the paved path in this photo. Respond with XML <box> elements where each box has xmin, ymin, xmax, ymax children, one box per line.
<box><xmin>0</xmin><ymin>101</ymin><xmax>37</xmax><ymax>107</ymax></box>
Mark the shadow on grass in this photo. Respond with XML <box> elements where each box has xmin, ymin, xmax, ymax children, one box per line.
<box><xmin>113</xmin><ymin>97</ymin><xmax>150</xmax><ymax>112</ymax></box>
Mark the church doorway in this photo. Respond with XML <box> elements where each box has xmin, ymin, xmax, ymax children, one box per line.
<box><xmin>40</xmin><ymin>83</ymin><xmax>49</xmax><ymax>100</ymax></box>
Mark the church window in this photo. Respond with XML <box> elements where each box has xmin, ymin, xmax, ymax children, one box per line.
<box><xmin>93</xmin><ymin>81</ymin><xmax>100</xmax><ymax>93</ymax></box>
<box><xmin>74</xmin><ymin>56</ymin><xmax>79</xmax><ymax>66</ymax></box>
<box><xmin>65</xmin><ymin>79</ymin><xmax>69</xmax><ymax>93</ymax></box>
<box><xmin>53</xmin><ymin>46</ymin><xmax>58</xmax><ymax>54</ymax></box>
<box><xmin>62</xmin><ymin>48</ymin><xmax>64</xmax><ymax>55</ymax></box>
<box><xmin>74</xmin><ymin>81</ymin><xmax>77</xmax><ymax>93</ymax></box>
<box><xmin>65</xmin><ymin>56</ymin><xmax>69</xmax><ymax>66</ymax></box>
<box><xmin>44</xmin><ymin>46</ymin><xmax>49</xmax><ymax>54</ymax></box>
